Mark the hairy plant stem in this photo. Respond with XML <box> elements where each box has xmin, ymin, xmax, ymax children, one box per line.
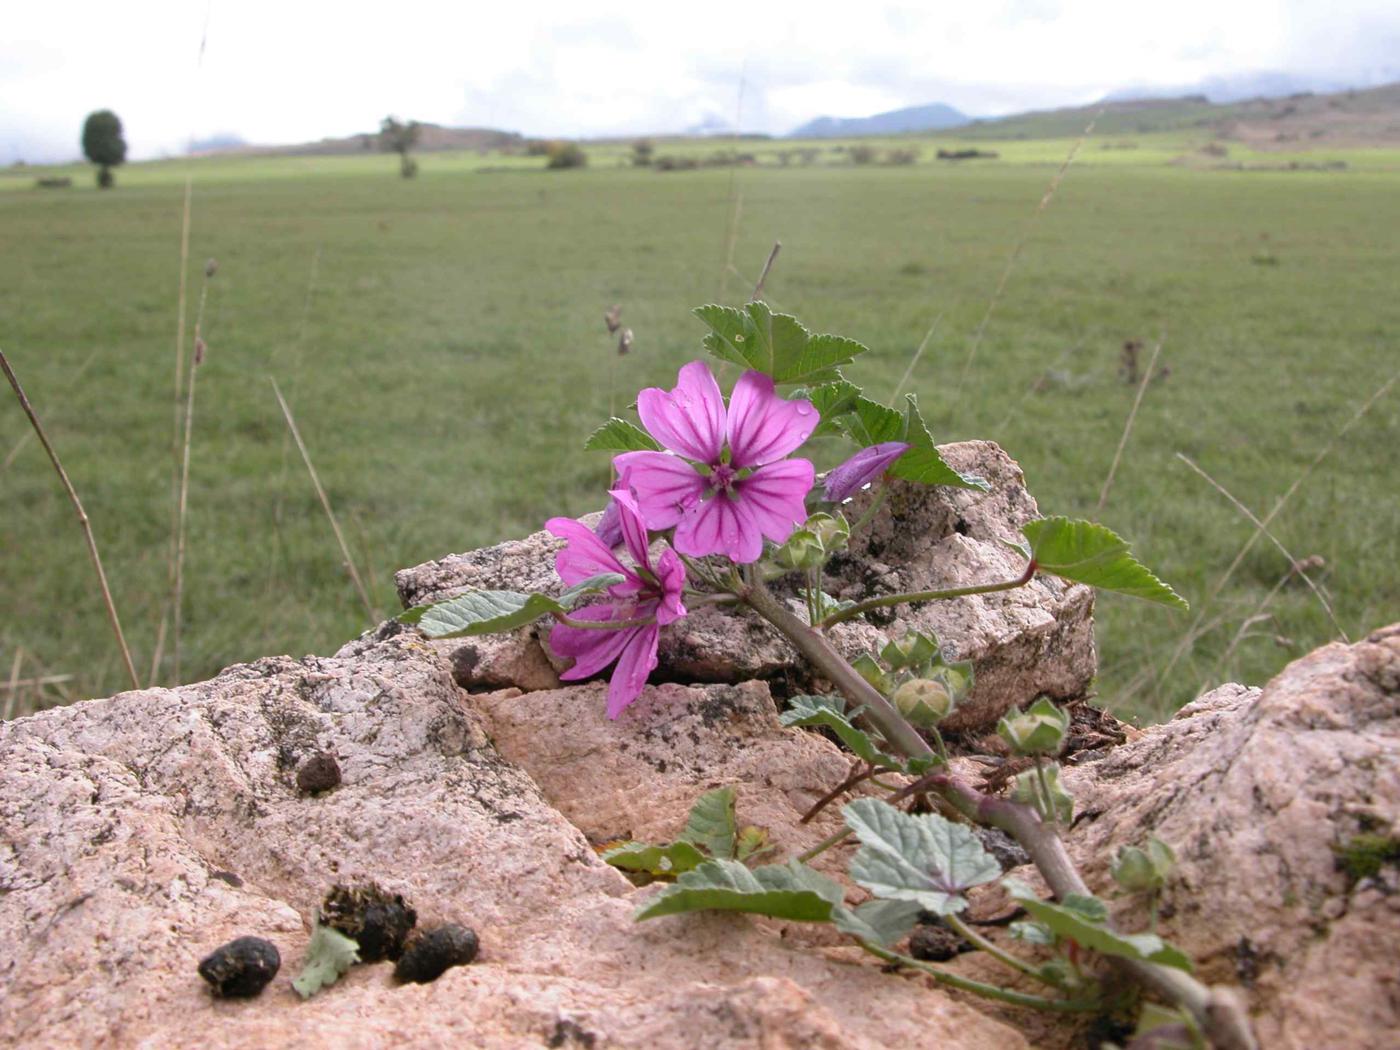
<box><xmin>551</xmin><ymin>612</ymin><xmax>656</xmax><ymax>631</ymax></box>
<box><xmin>817</xmin><ymin>559</ymin><xmax>1036</xmax><ymax>629</ymax></box>
<box><xmin>1033</xmin><ymin>755</ymin><xmax>1059</xmax><ymax>830</ymax></box>
<box><xmin>857</xmin><ymin>939</ymin><xmax>1100</xmax><ymax>1013</ymax></box>
<box><xmin>742</xmin><ymin>574</ymin><xmax>1258</xmax><ymax>1050</ymax></box>
<box><xmin>943</xmin><ymin>913</ymin><xmax>1061</xmax><ymax>988</ymax></box>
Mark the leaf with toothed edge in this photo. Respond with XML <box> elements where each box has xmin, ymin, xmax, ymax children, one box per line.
<box><xmin>292</xmin><ymin>924</ymin><xmax>360</xmax><ymax>999</ymax></box>
<box><xmin>1021</xmin><ymin>517</ymin><xmax>1188</xmax><ymax>610</ymax></box>
<box><xmin>583</xmin><ymin>417</ymin><xmax>662</xmax><ymax>452</ymax></box>
<box><xmin>831</xmin><ymin>899</ymin><xmax>925</xmax><ymax>946</ymax></box>
<box><xmin>694</xmin><ymin>302</ymin><xmax>869</xmax><ymax>385</ymax></box>
<box><xmin>679</xmin><ymin>786</ymin><xmax>738</xmax><ymax>860</ymax></box>
<box><xmin>634</xmin><ymin>859</ymin><xmax>845</xmax><ymax>922</ymax></box>
<box><xmin>398</xmin><ymin>572</ymin><xmax>627</xmax><ymax>636</ymax></box>
<box><xmin>889</xmin><ymin>395</ymin><xmax>990</xmax><ymax>491</ymax></box>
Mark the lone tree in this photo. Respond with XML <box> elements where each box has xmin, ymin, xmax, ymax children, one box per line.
<box><xmin>81</xmin><ymin>110</ymin><xmax>127</xmax><ymax>189</ymax></box>
<box><xmin>379</xmin><ymin>116</ymin><xmax>421</xmax><ymax>178</ymax></box>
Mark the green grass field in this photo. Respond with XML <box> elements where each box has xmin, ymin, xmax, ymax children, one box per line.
<box><xmin>3</xmin><ymin>137</ymin><xmax>1397</xmax><ymax>722</ymax></box>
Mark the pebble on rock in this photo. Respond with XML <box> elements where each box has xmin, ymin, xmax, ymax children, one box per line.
<box><xmin>393</xmin><ymin>924</ymin><xmax>480</xmax><ymax>984</ymax></box>
<box><xmin>296</xmin><ymin>752</ymin><xmax>342</xmax><ymax>795</ymax></box>
<box><xmin>197</xmin><ymin>936</ymin><xmax>281</xmax><ymax>997</ymax></box>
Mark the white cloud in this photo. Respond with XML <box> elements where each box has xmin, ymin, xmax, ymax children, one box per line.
<box><xmin>3</xmin><ymin>0</ymin><xmax>1397</xmax><ymax>162</ymax></box>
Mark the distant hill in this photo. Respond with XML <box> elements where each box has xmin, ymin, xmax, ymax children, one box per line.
<box><xmin>204</xmin><ymin>123</ymin><xmax>523</xmax><ymax>158</ymax></box>
<box><xmin>789</xmin><ymin>103</ymin><xmax>968</xmax><ymax>138</ymax></box>
<box><xmin>954</xmin><ymin>82</ymin><xmax>1400</xmax><ymax>146</ymax></box>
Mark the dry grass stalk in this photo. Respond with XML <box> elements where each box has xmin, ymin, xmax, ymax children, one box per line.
<box><xmin>1155</xmin><ymin>369</ymin><xmax>1396</xmax><ymax>693</ymax></box>
<box><xmin>1175</xmin><ymin>453</ymin><xmax>1345</xmax><ymax>638</ymax></box>
<box><xmin>890</xmin><ymin>314</ymin><xmax>944</xmax><ymax>405</ymax></box>
<box><xmin>1</xmin><ymin>350</ymin><xmax>140</xmax><ymax>690</ymax></box>
<box><xmin>993</xmin><ymin>340</ymin><xmax>1085</xmax><ymax>432</ymax></box>
<box><xmin>1206</xmin><ymin>555</ymin><xmax>1322</xmax><ymax>692</ymax></box>
<box><xmin>1095</xmin><ymin>333</ymin><xmax>1165</xmax><ymax>517</ymax></box>
<box><xmin>750</xmin><ymin>241</ymin><xmax>782</xmax><ymax>301</ymax></box>
<box><xmin>270</xmin><ymin>379</ymin><xmax>379</xmax><ymax>622</ymax></box>
<box><xmin>956</xmin><ymin>111</ymin><xmax>1099</xmax><ymax>396</ymax></box>
<box><xmin>1</xmin><ymin>349</ymin><xmax>99</xmax><ymax>475</ymax></box>
<box><xmin>3</xmin><ymin>648</ymin><xmax>22</xmax><ymax>721</ymax></box>
<box><xmin>718</xmin><ymin>189</ymin><xmax>744</xmax><ymax>302</ymax></box>
<box><xmin>170</xmin><ymin>265</ymin><xmax>216</xmax><ymax>684</ymax></box>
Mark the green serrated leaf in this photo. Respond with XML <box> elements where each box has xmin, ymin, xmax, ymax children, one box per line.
<box><xmin>1010</xmin><ymin>920</ymin><xmax>1058</xmax><ymax>946</ymax></box>
<box><xmin>635</xmin><ymin>859</ymin><xmax>844</xmax><ymax>922</ymax></box>
<box><xmin>694</xmin><ymin>302</ymin><xmax>869</xmax><ymax>385</ymax></box>
<box><xmin>844</xmin><ymin>798</ymin><xmax>1002</xmax><ymax>916</ymax></box>
<box><xmin>412</xmin><ymin>572</ymin><xmax>625</xmax><ymax>638</ymax></box>
<box><xmin>1023</xmin><ymin>517</ymin><xmax>1188</xmax><ymax>610</ymax></box>
<box><xmin>680</xmin><ymin>786</ymin><xmax>738</xmax><ymax>860</ymax></box>
<box><xmin>601</xmin><ymin>840</ymin><xmax>708</xmax><ymax>877</ymax></box>
<box><xmin>735</xmin><ymin>825</ymin><xmax>776</xmax><ymax>863</ymax></box>
<box><xmin>800</xmin><ymin>380</ymin><xmax>861</xmax><ymax>437</ymax></box>
<box><xmin>292</xmin><ymin>923</ymin><xmax>360</xmax><ymax>999</ymax></box>
<box><xmin>780</xmin><ymin>695</ymin><xmax>905</xmax><ymax>772</ymax></box>
<box><xmin>1013</xmin><ymin>894</ymin><xmax>1195</xmax><ymax>972</ymax></box>
<box><xmin>831</xmin><ymin>898</ymin><xmax>924</xmax><ymax>946</ymax></box>
<box><xmin>836</xmin><ymin>397</ymin><xmax>906</xmax><ymax>447</ymax></box>
<box><xmin>583</xmin><ymin>417</ymin><xmax>662</xmax><ymax>452</ymax></box>
<box><xmin>889</xmin><ymin>396</ymin><xmax>990</xmax><ymax>491</ymax></box>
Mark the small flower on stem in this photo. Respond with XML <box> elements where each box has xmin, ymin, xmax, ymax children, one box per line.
<box><xmin>546</xmin><ymin>489</ymin><xmax>686</xmax><ymax>718</ymax></box>
<box><xmin>823</xmin><ymin>441</ymin><xmax>910</xmax><ymax>503</ymax></box>
<box><xmin>615</xmin><ymin>361</ymin><xmax>819</xmax><ymax>563</ymax></box>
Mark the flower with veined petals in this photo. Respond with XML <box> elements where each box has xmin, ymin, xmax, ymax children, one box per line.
<box><xmin>823</xmin><ymin>441</ymin><xmax>911</xmax><ymax>503</ymax></box>
<box><xmin>545</xmin><ymin>489</ymin><xmax>686</xmax><ymax>718</ymax></box>
<box><xmin>614</xmin><ymin>361</ymin><xmax>819</xmax><ymax>563</ymax></box>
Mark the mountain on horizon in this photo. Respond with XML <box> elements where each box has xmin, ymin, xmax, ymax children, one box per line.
<box><xmin>789</xmin><ymin>102</ymin><xmax>968</xmax><ymax>138</ymax></box>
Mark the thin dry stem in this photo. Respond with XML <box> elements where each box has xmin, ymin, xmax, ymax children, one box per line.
<box><xmin>1</xmin><ymin>350</ymin><xmax>140</xmax><ymax>691</ymax></box>
<box><xmin>1175</xmin><ymin>452</ymin><xmax>1345</xmax><ymax>639</ymax></box>
<box><xmin>1157</xmin><ymin>368</ymin><xmax>1397</xmax><ymax>694</ymax></box>
<box><xmin>955</xmin><ymin>111</ymin><xmax>1098</xmax><ymax>396</ymax></box>
<box><xmin>1</xmin><ymin>350</ymin><xmax>99</xmax><ymax>475</ymax></box>
<box><xmin>3</xmin><ymin>648</ymin><xmax>22</xmax><ymax>721</ymax></box>
<box><xmin>718</xmin><ymin>190</ymin><xmax>744</xmax><ymax>302</ymax></box>
<box><xmin>749</xmin><ymin>241</ymin><xmax>782</xmax><ymax>301</ymax></box>
<box><xmin>1094</xmin><ymin>332</ymin><xmax>1164</xmax><ymax>517</ymax></box>
<box><xmin>993</xmin><ymin>340</ymin><xmax>1084</xmax><ymax>432</ymax></box>
<box><xmin>890</xmin><ymin>313</ymin><xmax>944</xmax><ymax>405</ymax></box>
<box><xmin>171</xmin><ymin>277</ymin><xmax>212</xmax><ymax>684</ymax></box>
<box><xmin>270</xmin><ymin>379</ymin><xmax>379</xmax><ymax>622</ymax></box>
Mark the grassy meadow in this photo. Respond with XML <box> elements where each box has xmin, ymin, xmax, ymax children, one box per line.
<box><xmin>3</xmin><ymin>134</ymin><xmax>1398</xmax><ymax>723</ymax></box>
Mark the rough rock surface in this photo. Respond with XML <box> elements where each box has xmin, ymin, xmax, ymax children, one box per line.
<box><xmin>1062</xmin><ymin>624</ymin><xmax>1400</xmax><ymax>1050</ymax></box>
<box><xmin>394</xmin><ymin>440</ymin><xmax>1096</xmax><ymax>732</ymax></box>
<box><xmin>0</xmin><ymin>635</ymin><xmax>1025</xmax><ymax>1049</ymax></box>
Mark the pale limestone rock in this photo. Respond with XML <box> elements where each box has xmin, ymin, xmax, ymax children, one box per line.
<box><xmin>0</xmin><ymin>636</ymin><xmax>1026</xmax><ymax>1049</ymax></box>
<box><xmin>1062</xmin><ymin>624</ymin><xmax>1400</xmax><ymax>1050</ymax></box>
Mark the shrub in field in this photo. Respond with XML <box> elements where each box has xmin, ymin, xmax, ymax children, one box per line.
<box><xmin>631</xmin><ymin>139</ymin><xmax>654</xmax><ymax>167</ymax></box>
<box><xmin>81</xmin><ymin>110</ymin><xmax>126</xmax><ymax>189</ymax></box>
<box><xmin>849</xmin><ymin>144</ymin><xmax>876</xmax><ymax>165</ymax></box>
<box><xmin>654</xmin><ymin>155</ymin><xmax>698</xmax><ymax>172</ymax></box>
<box><xmin>546</xmin><ymin>142</ymin><xmax>588</xmax><ymax>170</ymax></box>
<box><xmin>884</xmin><ymin>147</ymin><xmax>920</xmax><ymax>165</ymax></box>
<box><xmin>379</xmin><ymin>117</ymin><xmax>421</xmax><ymax>178</ymax></box>
<box><xmin>402</xmin><ymin>303</ymin><xmax>1254</xmax><ymax>1045</ymax></box>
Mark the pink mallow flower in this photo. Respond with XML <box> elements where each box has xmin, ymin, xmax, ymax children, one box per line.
<box><xmin>546</xmin><ymin>488</ymin><xmax>687</xmax><ymax>718</ymax></box>
<box><xmin>823</xmin><ymin>441</ymin><xmax>911</xmax><ymax>503</ymax></box>
<box><xmin>614</xmin><ymin>361</ymin><xmax>818</xmax><ymax>564</ymax></box>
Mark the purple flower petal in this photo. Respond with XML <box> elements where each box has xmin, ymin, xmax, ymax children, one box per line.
<box><xmin>609</xmin><ymin>487</ymin><xmax>653</xmax><ymax>573</ymax></box>
<box><xmin>726</xmin><ymin>371</ymin><xmax>819</xmax><ymax>468</ymax></box>
<box><xmin>545</xmin><ymin>517</ymin><xmax>638</xmax><ymax>591</ymax></box>
<box><xmin>614</xmin><ymin>451</ymin><xmax>706</xmax><ymax>530</ymax></box>
<box><xmin>735</xmin><ymin>458</ymin><xmax>816</xmax><ymax>544</ymax></box>
<box><xmin>653</xmin><ymin>548</ymin><xmax>688</xmax><ymax>626</ymax></box>
<box><xmin>823</xmin><ymin>442</ymin><xmax>911</xmax><ymax>503</ymax></box>
<box><xmin>636</xmin><ymin>360</ymin><xmax>726</xmax><ymax>463</ymax></box>
<box><xmin>606</xmin><ymin>623</ymin><xmax>661</xmax><ymax>718</ymax></box>
<box><xmin>674</xmin><ymin>494</ymin><xmax>764</xmax><ymax>563</ymax></box>
<box><xmin>550</xmin><ymin>604</ymin><xmax>636</xmax><ymax>679</ymax></box>
<box><xmin>593</xmin><ymin>498</ymin><xmax>623</xmax><ymax>548</ymax></box>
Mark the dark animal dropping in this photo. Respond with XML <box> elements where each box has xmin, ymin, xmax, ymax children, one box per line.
<box><xmin>320</xmin><ymin>882</ymin><xmax>417</xmax><ymax>961</ymax></box>
<box><xmin>197</xmin><ymin>936</ymin><xmax>280</xmax><ymax>997</ymax></box>
<box><xmin>393</xmin><ymin>924</ymin><xmax>480</xmax><ymax>983</ymax></box>
<box><xmin>296</xmin><ymin>752</ymin><xmax>341</xmax><ymax>794</ymax></box>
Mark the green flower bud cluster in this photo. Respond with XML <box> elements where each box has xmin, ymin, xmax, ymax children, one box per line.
<box><xmin>772</xmin><ymin>512</ymin><xmax>850</xmax><ymax>571</ymax></box>
<box><xmin>1110</xmin><ymin>836</ymin><xmax>1176</xmax><ymax>893</ymax></box>
<box><xmin>997</xmin><ymin>697</ymin><xmax>1071</xmax><ymax>756</ymax></box>
<box><xmin>1011</xmin><ymin>762</ymin><xmax>1074</xmax><ymax>824</ymax></box>
<box><xmin>854</xmin><ymin>629</ymin><xmax>973</xmax><ymax>728</ymax></box>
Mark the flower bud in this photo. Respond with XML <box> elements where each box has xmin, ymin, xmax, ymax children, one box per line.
<box><xmin>1011</xmin><ymin>762</ymin><xmax>1073</xmax><ymax>824</ymax></box>
<box><xmin>881</xmin><ymin>629</ymin><xmax>938</xmax><ymax>671</ymax></box>
<box><xmin>997</xmin><ymin>697</ymin><xmax>1070</xmax><ymax>756</ymax></box>
<box><xmin>773</xmin><ymin>528</ymin><xmax>824</xmax><ymax>571</ymax></box>
<box><xmin>1111</xmin><ymin>836</ymin><xmax>1175</xmax><ymax>892</ymax></box>
<box><xmin>892</xmin><ymin>678</ymin><xmax>954</xmax><ymax>727</ymax></box>
<box><xmin>804</xmin><ymin>512</ymin><xmax>850</xmax><ymax>553</ymax></box>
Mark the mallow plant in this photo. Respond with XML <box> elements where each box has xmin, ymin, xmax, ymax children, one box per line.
<box><xmin>403</xmin><ymin>302</ymin><xmax>1256</xmax><ymax>1049</ymax></box>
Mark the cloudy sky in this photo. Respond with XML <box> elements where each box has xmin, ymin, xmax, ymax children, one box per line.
<box><xmin>5</xmin><ymin>0</ymin><xmax>1398</xmax><ymax>162</ymax></box>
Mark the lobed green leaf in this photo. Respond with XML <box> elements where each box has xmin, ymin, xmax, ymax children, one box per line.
<box><xmin>405</xmin><ymin>572</ymin><xmax>626</xmax><ymax>638</ymax></box>
<box><xmin>831</xmin><ymin>899</ymin><xmax>925</xmax><ymax>946</ymax></box>
<box><xmin>601</xmin><ymin>840</ymin><xmax>708</xmax><ymax>877</ymax></box>
<box><xmin>889</xmin><ymin>396</ymin><xmax>990</xmax><ymax>491</ymax></box>
<box><xmin>844</xmin><ymin>798</ymin><xmax>1002</xmax><ymax>916</ymax></box>
<box><xmin>1013</xmin><ymin>894</ymin><xmax>1195</xmax><ymax>972</ymax></box>
<box><xmin>1022</xmin><ymin>517</ymin><xmax>1188</xmax><ymax>610</ymax></box>
<box><xmin>694</xmin><ymin>301</ymin><xmax>868</xmax><ymax>385</ymax></box>
<box><xmin>780</xmin><ymin>695</ymin><xmax>905</xmax><ymax>772</ymax></box>
<box><xmin>584</xmin><ymin>417</ymin><xmax>662</xmax><ymax>452</ymax></box>
<box><xmin>292</xmin><ymin>923</ymin><xmax>361</xmax><ymax>999</ymax></box>
<box><xmin>680</xmin><ymin>786</ymin><xmax>738</xmax><ymax>861</ymax></box>
<box><xmin>635</xmin><ymin>859</ymin><xmax>844</xmax><ymax>923</ymax></box>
